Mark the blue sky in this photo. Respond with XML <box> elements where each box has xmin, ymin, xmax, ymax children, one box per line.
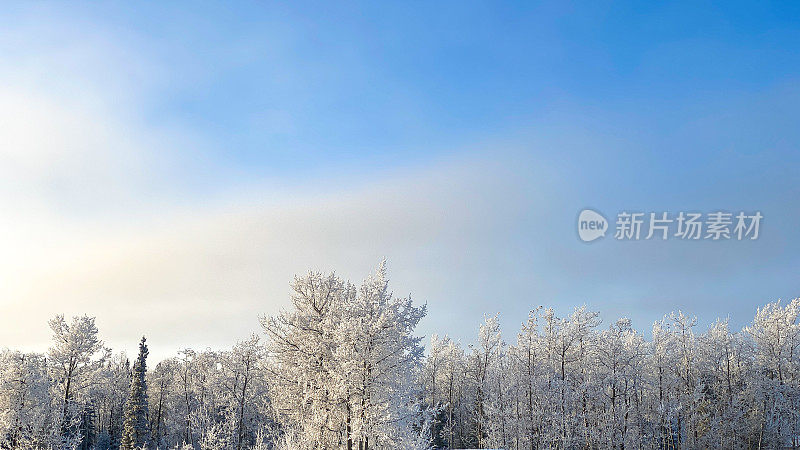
<box><xmin>1</xmin><ymin>1</ymin><xmax>799</xmax><ymax>359</ymax></box>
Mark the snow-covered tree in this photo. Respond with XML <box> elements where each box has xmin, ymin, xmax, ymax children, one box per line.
<box><xmin>262</xmin><ymin>262</ymin><xmax>426</xmax><ymax>449</ymax></box>
<box><xmin>220</xmin><ymin>334</ymin><xmax>270</xmax><ymax>450</ymax></box>
<box><xmin>261</xmin><ymin>270</ymin><xmax>348</xmax><ymax>447</ymax></box>
<box><xmin>1</xmin><ymin>267</ymin><xmax>798</xmax><ymax>450</ymax></box>
<box><xmin>0</xmin><ymin>351</ymin><xmax>52</xmax><ymax>448</ymax></box>
<box><xmin>121</xmin><ymin>337</ymin><xmax>150</xmax><ymax>449</ymax></box>
<box><xmin>746</xmin><ymin>298</ymin><xmax>800</xmax><ymax>447</ymax></box>
<box><xmin>48</xmin><ymin>314</ymin><xmax>108</xmax><ymax>448</ymax></box>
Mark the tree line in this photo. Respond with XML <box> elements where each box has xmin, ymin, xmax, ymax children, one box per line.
<box><xmin>1</xmin><ymin>262</ymin><xmax>799</xmax><ymax>449</ymax></box>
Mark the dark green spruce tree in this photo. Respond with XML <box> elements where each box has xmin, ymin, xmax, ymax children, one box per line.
<box><xmin>121</xmin><ymin>337</ymin><xmax>151</xmax><ymax>449</ymax></box>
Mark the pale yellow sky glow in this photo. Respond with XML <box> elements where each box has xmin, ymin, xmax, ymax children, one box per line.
<box><xmin>0</xmin><ymin>46</ymin><xmax>521</xmax><ymax>360</ymax></box>
<box><xmin>5</xmin><ymin>5</ymin><xmax>796</xmax><ymax>367</ymax></box>
<box><xmin>0</xmin><ymin>21</ymin><xmax>526</xmax><ymax>361</ymax></box>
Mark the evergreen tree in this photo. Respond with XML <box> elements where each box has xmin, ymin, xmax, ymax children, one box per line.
<box><xmin>121</xmin><ymin>337</ymin><xmax>150</xmax><ymax>450</ymax></box>
<box><xmin>79</xmin><ymin>404</ymin><xmax>97</xmax><ymax>450</ymax></box>
<box><xmin>3</xmin><ymin>275</ymin><xmax>800</xmax><ymax>448</ymax></box>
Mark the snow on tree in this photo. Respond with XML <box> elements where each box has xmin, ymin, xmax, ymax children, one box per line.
<box><xmin>0</xmin><ymin>350</ymin><xmax>52</xmax><ymax>448</ymax></box>
<box><xmin>746</xmin><ymin>298</ymin><xmax>800</xmax><ymax>447</ymax></box>
<box><xmin>121</xmin><ymin>336</ymin><xmax>150</xmax><ymax>450</ymax></box>
<box><xmin>1</xmin><ymin>267</ymin><xmax>799</xmax><ymax>449</ymax></box>
<box><xmin>48</xmin><ymin>314</ymin><xmax>108</xmax><ymax>448</ymax></box>
<box><xmin>94</xmin><ymin>352</ymin><xmax>132</xmax><ymax>450</ymax></box>
<box><xmin>261</xmin><ymin>262</ymin><xmax>427</xmax><ymax>449</ymax></box>
<box><xmin>148</xmin><ymin>357</ymin><xmax>172</xmax><ymax>449</ymax></box>
<box><xmin>260</xmin><ymin>270</ymin><xmax>348</xmax><ymax>447</ymax></box>
<box><xmin>333</xmin><ymin>261</ymin><xmax>426</xmax><ymax>448</ymax></box>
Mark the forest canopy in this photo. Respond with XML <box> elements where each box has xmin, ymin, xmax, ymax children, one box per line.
<box><xmin>1</xmin><ymin>263</ymin><xmax>799</xmax><ymax>449</ymax></box>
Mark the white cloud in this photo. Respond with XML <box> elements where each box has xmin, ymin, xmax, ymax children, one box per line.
<box><xmin>0</xmin><ymin>13</ymin><xmax>534</xmax><ymax>362</ymax></box>
<box><xmin>0</xmin><ymin>154</ymin><xmax>526</xmax><ymax>361</ymax></box>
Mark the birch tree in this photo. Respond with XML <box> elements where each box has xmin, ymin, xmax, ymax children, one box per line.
<box><xmin>48</xmin><ymin>314</ymin><xmax>107</xmax><ymax>448</ymax></box>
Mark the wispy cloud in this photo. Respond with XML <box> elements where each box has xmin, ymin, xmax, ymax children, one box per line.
<box><xmin>2</xmin><ymin>4</ymin><xmax>798</xmax><ymax>363</ymax></box>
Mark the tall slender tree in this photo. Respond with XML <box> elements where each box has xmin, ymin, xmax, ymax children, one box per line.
<box><xmin>121</xmin><ymin>337</ymin><xmax>150</xmax><ymax>450</ymax></box>
<box><xmin>48</xmin><ymin>314</ymin><xmax>107</xmax><ymax>447</ymax></box>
